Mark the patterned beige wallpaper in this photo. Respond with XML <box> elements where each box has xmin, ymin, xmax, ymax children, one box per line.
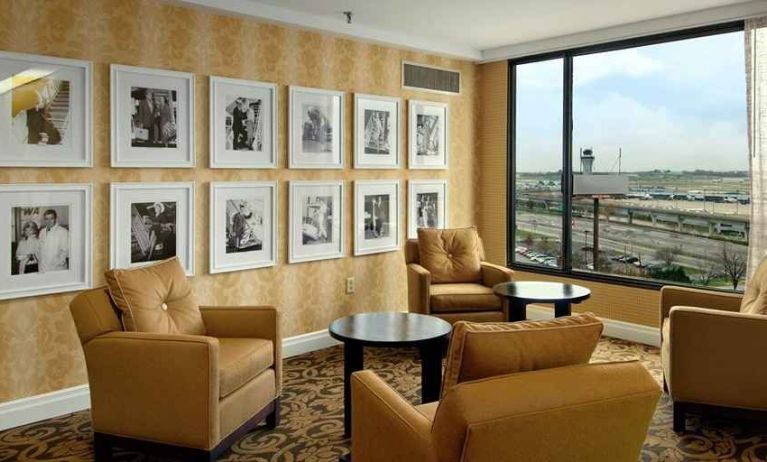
<box><xmin>0</xmin><ymin>0</ymin><xmax>479</xmax><ymax>402</ymax></box>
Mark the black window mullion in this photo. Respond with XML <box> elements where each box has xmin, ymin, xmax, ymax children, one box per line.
<box><xmin>562</xmin><ymin>54</ymin><xmax>574</xmax><ymax>271</ymax></box>
<box><xmin>506</xmin><ymin>61</ymin><xmax>516</xmax><ymax>267</ymax></box>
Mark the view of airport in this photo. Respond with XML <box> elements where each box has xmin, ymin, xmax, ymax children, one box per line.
<box><xmin>513</xmin><ymin>30</ymin><xmax>748</xmax><ymax>289</ymax></box>
<box><xmin>514</xmin><ymin>169</ymin><xmax>749</xmax><ymax>289</ymax></box>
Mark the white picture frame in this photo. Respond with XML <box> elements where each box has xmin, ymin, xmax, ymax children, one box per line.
<box><xmin>210</xmin><ymin>182</ymin><xmax>277</xmax><ymax>274</ymax></box>
<box><xmin>110</xmin><ymin>182</ymin><xmax>195</xmax><ymax>275</ymax></box>
<box><xmin>409</xmin><ymin>100</ymin><xmax>448</xmax><ymax>170</ymax></box>
<box><xmin>111</xmin><ymin>64</ymin><xmax>195</xmax><ymax>168</ymax></box>
<box><xmin>354</xmin><ymin>180</ymin><xmax>400</xmax><ymax>256</ymax></box>
<box><xmin>354</xmin><ymin>94</ymin><xmax>400</xmax><ymax>169</ymax></box>
<box><xmin>289</xmin><ymin>181</ymin><xmax>344</xmax><ymax>263</ymax></box>
<box><xmin>0</xmin><ymin>183</ymin><xmax>92</xmax><ymax>300</ymax></box>
<box><xmin>0</xmin><ymin>51</ymin><xmax>92</xmax><ymax>167</ymax></box>
<box><xmin>209</xmin><ymin>76</ymin><xmax>277</xmax><ymax>168</ymax></box>
<box><xmin>408</xmin><ymin>179</ymin><xmax>448</xmax><ymax>239</ymax></box>
<box><xmin>289</xmin><ymin>86</ymin><xmax>344</xmax><ymax>169</ymax></box>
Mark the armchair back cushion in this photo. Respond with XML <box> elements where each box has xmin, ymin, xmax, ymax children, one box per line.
<box><xmin>442</xmin><ymin>313</ymin><xmax>603</xmax><ymax>393</ymax></box>
<box><xmin>741</xmin><ymin>258</ymin><xmax>767</xmax><ymax>315</ymax></box>
<box><xmin>69</xmin><ymin>287</ymin><xmax>123</xmax><ymax>345</ymax></box>
<box><xmin>405</xmin><ymin>236</ymin><xmax>486</xmax><ymax>265</ymax></box>
<box><xmin>417</xmin><ymin>227</ymin><xmax>482</xmax><ymax>283</ymax></box>
<box><xmin>104</xmin><ymin>257</ymin><xmax>205</xmax><ymax>335</ymax></box>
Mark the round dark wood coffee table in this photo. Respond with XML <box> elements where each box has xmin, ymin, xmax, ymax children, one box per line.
<box><xmin>328</xmin><ymin>312</ymin><xmax>452</xmax><ymax>439</ymax></box>
<box><xmin>493</xmin><ymin>281</ymin><xmax>591</xmax><ymax>321</ymax></box>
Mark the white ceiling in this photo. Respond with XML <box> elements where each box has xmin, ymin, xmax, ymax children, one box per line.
<box><xmin>179</xmin><ymin>0</ymin><xmax>767</xmax><ymax>60</ymax></box>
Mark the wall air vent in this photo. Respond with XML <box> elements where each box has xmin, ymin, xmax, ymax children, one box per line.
<box><xmin>402</xmin><ymin>61</ymin><xmax>460</xmax><ymax>95</ymax></box>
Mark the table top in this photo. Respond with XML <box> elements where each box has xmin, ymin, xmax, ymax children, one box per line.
<box><xmin>493</xmin><ymin>281</ymin><xmax>591</xmax><ymax>304</ymax></box>
<box><xmin>328</xmin><ymin>312</ymin><xmax>452</xmax><ymax>347</ymax></box>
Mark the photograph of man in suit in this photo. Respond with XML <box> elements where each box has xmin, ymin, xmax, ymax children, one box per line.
<box><xmin>131</xmin><ymin>87</ymin><xmax>178</xmax><ymax>148</ymax></box>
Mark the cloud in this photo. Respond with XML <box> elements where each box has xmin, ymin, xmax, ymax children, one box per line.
<box><xmin>574</xmin><ymin>49</ymin><xmax>663</xmax><ymax>86</ymax></box>
<box><xmin>572</xmin><ymin>92</ymin><xmax>747</xmax><ymax>172</ymax></box>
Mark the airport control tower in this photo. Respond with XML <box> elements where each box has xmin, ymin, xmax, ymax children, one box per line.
<box><xmin>581</xmin><ymin>148</ymin><xmax>595</xmax><ymax>175</ymax></box>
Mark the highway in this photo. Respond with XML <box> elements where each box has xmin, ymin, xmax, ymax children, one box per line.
<box><xmin>517</xmin><ymin>211</ymin><xmax>747</xmax><ymax>273</ymax></box>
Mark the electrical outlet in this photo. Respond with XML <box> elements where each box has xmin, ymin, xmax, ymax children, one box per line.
<box><xmin>346</xmin><ymin>277</ymin><xmax>355</xmax><ymax>294</ymax></box>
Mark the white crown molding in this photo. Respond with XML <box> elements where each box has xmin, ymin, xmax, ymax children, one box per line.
<box><xmin>526</xmin><ymin>305</ymin><xmax>661</xmax><ymax>347</ymax></box>
<box><xmin>172</xmin><ymin>0</ymin><xmax>482</xmax><ymax>61</ymax></box>
<box><xmin>0</xmin><ymin>329</ymin><xmax>341</xmax><ymax>431</ymax></box>
<box><xmin>481</xmin><ymin>0</ymin><xmax>767</xmax><ymax>62</ymax></box>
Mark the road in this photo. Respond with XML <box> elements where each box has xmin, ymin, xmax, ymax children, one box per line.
<box><xmin>517</xmin><ymin>211</ymin><xmax>747</xmax><ymax>271</ymax></box>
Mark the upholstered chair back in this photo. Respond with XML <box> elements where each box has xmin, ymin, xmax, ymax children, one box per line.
<box><xmin>69</xmin><ymin>287</ymin><xmax>123</xmax><ymax>345</ymax></box>
<box><xmin>441</xmin><ymin>313</ymin><xmax>604</xmax><ymax>395</ymax></box>
<box><xmin>430</xmin><ymin>361</ymin><xmax>659</xmax><ymax>462</ymax></box>
<box><xmin>741</xmin><ymin>258</ymin><xmax>767</xmax><ymax>315</ymax></box>
<box><xmin>405</xmin><ymin>232</ymin><xmax>487</xmax><ymax>265</ymax></box>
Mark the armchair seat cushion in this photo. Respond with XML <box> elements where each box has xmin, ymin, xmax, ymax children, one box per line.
<box><xmin>430</xmin><ymin>283</ymin><xmax>501</xmax><ymax>313</ymax></box>
<box><xmin>219</xmin><ymin>338</ymin><xmax>274</xmax><ymax>398</ymax></box>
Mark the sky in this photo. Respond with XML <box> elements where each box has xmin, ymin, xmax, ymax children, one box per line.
<box><xmin>515</xmin><ymin>31</ymin><xmax>748</xmax><ymax>173</ymax></box>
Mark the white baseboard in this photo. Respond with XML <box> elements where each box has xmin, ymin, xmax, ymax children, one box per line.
<box><xmin>0</xmin><ymin>329</ymin><xmax>340</xmax><ymax>432</ymax></box>
<box><xmin>283</xmin><ymin>329</ymin><xmax>340</xmax><ymax>358</ymax></box>
<box><xmin>0</xmin><ymin>384</ymin><xmax>90</xmax><ymax>432</ymax></box>
<box><xmin>526</xmin><ymin>305</ymin><xmax>661</xmax><ymax>347</ymax></box>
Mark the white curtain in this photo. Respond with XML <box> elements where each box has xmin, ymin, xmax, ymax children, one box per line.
<box><xmin>746</xmin><ymin>17</ymin><xmax>767</xmax><ymax>280</ymax></box>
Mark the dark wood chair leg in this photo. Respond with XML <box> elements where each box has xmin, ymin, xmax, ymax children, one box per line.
<box><xmin>673</xmin><ymin>401</ymin><xmax>686</xmax><ymax>432</ymax></box>
<box><xmin>93</xmin><ymin>433</ymin><xmax>112</xmax><ymax>461</ymax></box>
<box><xmin>266</xmin><ymin>398</ymin><xmax>281</xmax><ymax>429</ymax></box>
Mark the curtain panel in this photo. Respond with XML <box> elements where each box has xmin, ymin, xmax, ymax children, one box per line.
<box><xmin>746</xmin><ymin>17</ymin><xmax>767</xmax><ymax>280</ymax></box>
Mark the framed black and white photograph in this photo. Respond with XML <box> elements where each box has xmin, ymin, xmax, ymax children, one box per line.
<box><xmin>354</xmin><ymin>94</ymin><xmax>400</xmax><ymax>169</ymax></box>
<box><xmin>408</xmin><ymin>180</ymin><xmax>448</xmax><ymax>238</ymax></box>
<box><xmin>110</xmin><ymin>182</ymin><xmax>194</xmax><ymax>275</ymax></box>
<box><xmin>209</xmin><ymin>76</ymin><xmax>277</xmax><ymax>168</ymax></box>
<box><xmin>0</xmin><ymin>51</ymin><xmax>92</xmax><ymax>167</ymax></box>
<box><xmin>289</xmin><ymin>86</ymin><xmax>343</xmax><ymax>169</ymax></box>
<box><xmin>210</xmin><ymin>182</ymin><xmax>276</xmax><ymax>273</ymax></box>
<box><xmin>289</xmin><ymin>181</ymin><xmax>344</xmax><ymax>263</ymax></box>
<box><xmin>354</xmin><ymin>180</ymin><xmax>400</xmax><ymax>256</ymax></box>
<box><xmin>111</xmin><ymin>64</ymin><xmax>194</xmax><ymax>167</ymax></box>
<box><xmin>0</xmin><ymin>184</ymin><xmax>91</xmax><ymax>300</ymax></box>
<box><xmin>409</xmin><ymin>100</ymin><xmax>448</xmax><ymax>169</ymax></box>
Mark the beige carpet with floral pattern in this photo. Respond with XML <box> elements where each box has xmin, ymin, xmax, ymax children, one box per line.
<box><xmin>1</xmin><ymin>337</ymin><xmax>766</xmax><ymax>461</ymax></box>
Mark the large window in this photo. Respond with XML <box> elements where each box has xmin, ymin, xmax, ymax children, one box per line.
<box><xmin>510</xmin><ymin>23</ymin><xmax>749</xmax><ymax>290</ymax></box>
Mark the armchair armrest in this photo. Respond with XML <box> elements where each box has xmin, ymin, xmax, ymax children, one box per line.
<box><xmin>407</xmin><ymin>263</ymin><xmax>431</xmax><ymax>315</ymax></box>
<box><xmin>667</xmin><ymin>307</ymin><xmax>767</xmax><ymax>409</ymax></box>
<box><xmin>200</xmin><ymin>305</ymin><xmax>278</xmax><ymax>340</ymax></box>
<box><xmin>660</xmin><ymin>285</ymin><xmax>742</xmax><ymax>324</ymax></box>
<box><xmin>351</xmin><ymin>370</ymin><xmax>437</xmax><ymax>462</ymax></box>
<box><xmin>84</xmin><ymin>331</ymin><xmax>220</xmax><ymax>449</ymax></box>
<box><xmin>481</xmin><ymin>261</ymin><xmax>514</xmax><ymax>287</ymax></box>
<box><xmin>200</xmin><ymin>305</ymin><xmax>281</xmax><ymax>393</ymax></box>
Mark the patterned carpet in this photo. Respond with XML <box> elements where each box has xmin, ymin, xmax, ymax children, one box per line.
<box><xmin>1</xmin><ymin>338</ymin><xmax>766</xmax><ymax>461</ymax></box>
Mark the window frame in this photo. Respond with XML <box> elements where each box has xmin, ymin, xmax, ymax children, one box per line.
<box><xmin>507</xmin><ymin>20</ymin><xmax>746</xmax><ymax>291</ymax></box>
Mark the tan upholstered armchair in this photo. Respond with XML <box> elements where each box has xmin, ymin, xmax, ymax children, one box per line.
<box><xmin>660</xmin><ymin>261</ymin><xmax>767</xmax><ymax>432</ymax></box>
<box><xmin>406</xmin><ymin>227</ymin><xmax>513</xmax><ymax>323</ymax></box>
<box><xmin>69</xmin><ymin>259</ymin><xmax>281</xmax><ymax>461</ymax></box>
<box><xmin>351</xmin><ymin>314</ymin><xmax>661</xmax><ymax>462</ymax></box>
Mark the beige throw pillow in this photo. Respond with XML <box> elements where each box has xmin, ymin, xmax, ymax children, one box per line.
<box><xmin>417</xmin><ymin>227</ymin><xmax>482</xmax><ymax>283</ymax></box>
<box><xmin>104</xmin><ymin>257</ymin><xmax>205</xmax><ymax>335</ymax></box>
<box><xmin>442</xmin><ymin>313</ymin><xmax>604</xmax><ymax>395</ymax></box>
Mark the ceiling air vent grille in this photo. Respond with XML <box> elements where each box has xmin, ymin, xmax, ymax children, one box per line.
<box><xmin>402</xmin><ymin>61</ymin><xmax>460</xmax><ymax>95</ymax></box>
